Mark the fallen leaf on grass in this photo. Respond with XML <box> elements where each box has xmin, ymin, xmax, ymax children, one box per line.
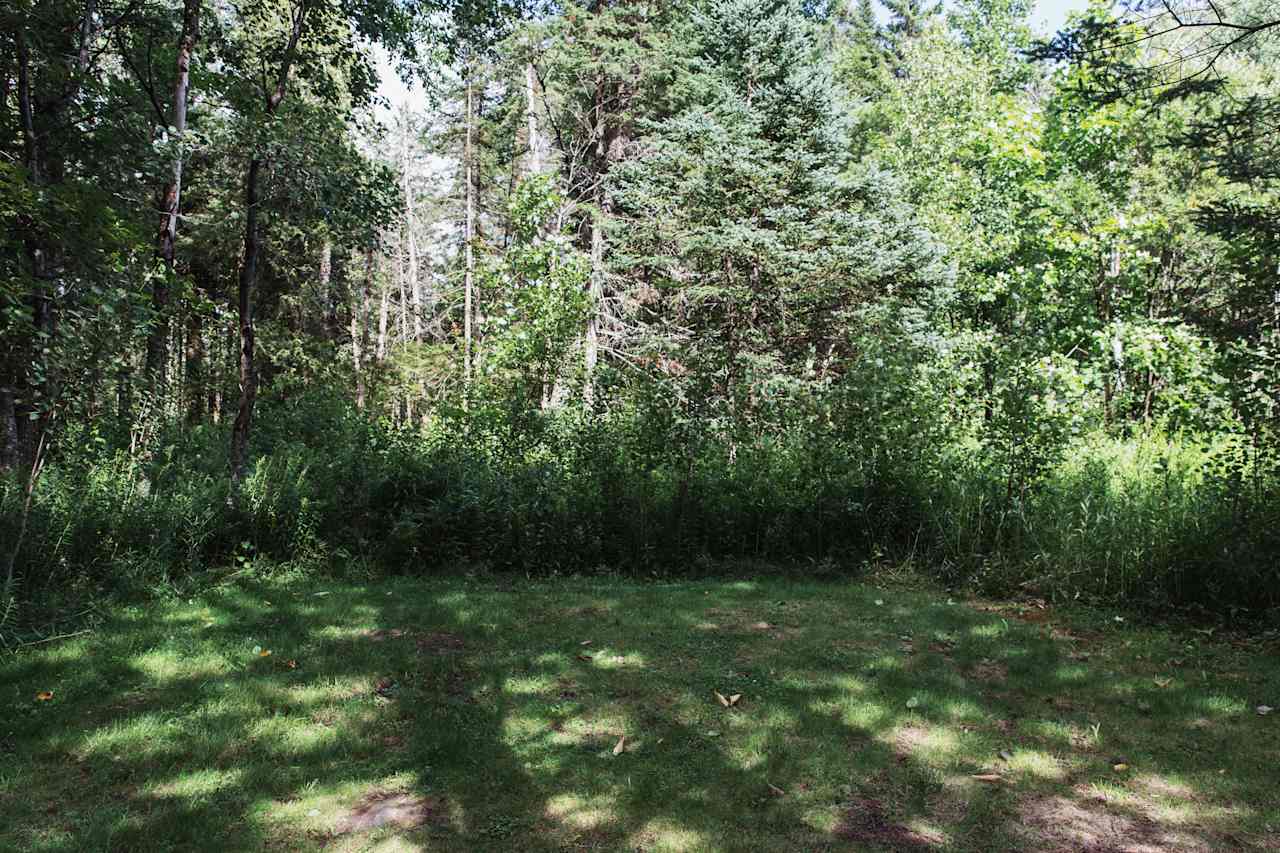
<box><xmin>1257</xmin><ymin>705</ymin><xmax>1274</xmax><ymax>716</ymax></box>
<box><xmin>1153</xmin><ymin>677</ymin><xmax>1172</xmax><ymax>688</ymax></box>
<box><xmin>1113</xmin><ymin>763</ymin><xmax>1129</xmax><ymax>772</ymax></box>
<box><xmin>729</xmin><ymin>693</ymin><xmax>741</xmax><ymax>706</ymax></box>
<box><xmin>613</xmin><ymin>736</ymin><xmax>626</xmax><ymax>756</ymax></box>
<box><xmin>579</xmin><ymin>640</ymin><xmax>592</xmax><ymax>646</ymax></box>
<box><xmin>258</xmin><ymin>650</ymin><xmax>272</xmax><ymax>658</ymax></box>
<box><xmin>715</xmin><ymin>691</ymin><xmax>729</xmax><ymax>707</ymax></box>
<box><xmin>35</xmin><ymin>691</ymin><xmax>54</xmax><ymax>701</ymax></box>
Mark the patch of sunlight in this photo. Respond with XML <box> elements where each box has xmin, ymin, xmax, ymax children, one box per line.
<box><xmin>841</xmin><ymin>700</ymin><xmax>891</xmax><ymax>730</ymax></box>
<box><xmin>970</xmin><ymin>621</ymin><xmax>1009</xmax><ymax>639</ymax></box>
<box><xmin>882</xmin><ymin>722</ymin><xmax>962</xmax><ymax>763</ymax></box>
<box><xmin>905</xmin><ymin>818</ymin><xmax>949</xmax><ymax>847</ymax></box>
<box><xmin>534</xmin><ymin>651</ymin><xmax>569</xmax><ymax>667</ymax></box>
<box><xmin>867</xmin><ymin>653</ymin><xmax>905</xmax><ymax>671</ymax></box>
<box><xmin>1022</xmin><ymin>719</ymin><xmax>1075</xmax><ymax>745</ymax></box>
<box><xmin>504</xmin><ymin>675</ymin><xmax>554</xmax><ymax>695</ymax></box>
<box><xmin>33</xmin><ymin>639</ymin><xmax>92</xmax><ymax>665</ymax></box>
<box><xmin>589</xmin><ymin>650</ymin><xmax>647</xmax><ymax>670</ymax></box>
<box><xmin>627</xmin><ymin>818</ymin><xmax>707</xmax><ymax>852</ymax></box>
<box><xmin>724</xmin><ymin>581</ymin><xmax>758</xmax><ymax>592</ymax></box>
<box><xmin>81</xmin><ymin>715</ymin><xmax>181</xmax><ymax>757</ymax></box>
<box><xmin>939</xmin><ymin>697</ymin><xmax>985</xmax><ymax>723</ymax></box>
<box><xmin>131</xmin><ymin>649</ymin><xmax>227</xmax><ymax>682</ymax></box>
<box><xmin>1005</xmin><ymin>748</ymin><xmax>1066</xmax><ymax>779</ymax></box>
<box><xmin>503</xmin><ymin>712</ymin><xmax>553</xmax><ymax>744</ymax></box>
<box><xmin>1197</xmin><ymin>694</ymin><xmax>1248</xmax><ymax>716</ymax></box>
<box><xmin>545</xmin><ymin>792</ymin><xmax>618</xmax><ymax>831</ymax></box>
<box><xmin>1054</xmin><ymin>663</ymin><xmax>1089</xmax><ymax>682</ymax></box>
<box><xmin>830</xmin><ymin>674</ymin><xmax>868</xmax><ymax>694</ymax></box>
<box><xmin>149</xmin><ymin>767</ymin><xmax>244</xmax><ymax>800</ymax></box>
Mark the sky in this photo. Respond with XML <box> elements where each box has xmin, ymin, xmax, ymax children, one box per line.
<box><xmin>1034</xmin><ymin>0</ymin><xmax>1092</xmax><ymax>34</ymax></box>
<box><xmin>375</xmin><ymin>0</ymin><xmax>1097</xmax><ymax>115</ymax></box>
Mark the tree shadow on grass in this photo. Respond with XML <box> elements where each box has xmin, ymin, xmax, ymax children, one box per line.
<box><xmin>0</xmin><ymin>577</ymin><xmax>1276</xmax><ymax>851</ymax></box>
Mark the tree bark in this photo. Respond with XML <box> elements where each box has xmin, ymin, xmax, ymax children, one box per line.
<box><xmin>229</xmin><ymin>0</ymin><xmax>307</xmax><ymax>488</ymax></box>
<box><xmin>526</xmin><ymin>61</ymin><xmax>542</xmax><ymax>175</ymax></box>
<box><xmin>400</xmin><ymin>108</ymin><xmax>421</xmax><ymax>342</ymax></box>
<box><xmin>149</xmin><ymin>0</ymin><xmax>199</xmax><ymax>387</ymax></box>
<box><xmin>352</xmin><ymin>248</ymin><xmax>372</xmax><ymax>408</ymax></box>
<box><xmin>464</xmin><ymin>67</ymin><xmax>475</xmax><ymax>393</ymax></box>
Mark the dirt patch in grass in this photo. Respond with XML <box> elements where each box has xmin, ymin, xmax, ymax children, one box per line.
<box><xmin>334</xmin><ymin>790</ymin><xmax>444</xmax><ymax>835</ymax></box>
<box><xmin>1015</xmin><ymin>793</ymin><xmax>1217</xmax><ymax>853</ymax></box>
<box><xmin>968</xmin><ymin>660</ymin><xmax>1008</xmax><ymax>683</ymax></box>
<box><xmin>835</xmin><ymin>796</ymin><xmax>944</xmax><ymax>850</ymax></box>
<box><xmin>417</xmin><ymin>632</ymin><xmax>466</xmax><ymax>654</ymax></box>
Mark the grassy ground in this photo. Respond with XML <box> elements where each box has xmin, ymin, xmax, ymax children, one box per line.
<box><xmin>1</xmin><ymin>573</ymin><xmax>1278</xmax><ymax>852</ymax></box>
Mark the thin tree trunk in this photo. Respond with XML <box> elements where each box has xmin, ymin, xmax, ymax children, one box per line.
<box><xmin>229</xmin><ymin>0</ymin><xmax>307</xmax><ymax>488</ymax></box>
<box><xmin>149</xmin><ymin>0</ymin><xmax>199</xmax><ymax>387</ymax></box>
<box><xmin>185</xmin><ymin>304</ymin><xmax>204</xmax><ymax>424</ymax></box>
<box><xmin>464</xmin><ymin>67</ymin><xmax>475</xmax><ymax>392</ymax></box>
<box><xmin>318</xmin><ymin>238</ymin><xmax>335</xmax><ymax>338</ymax></box>
<box><xmin>401</xmin><ymin>109</ymin><xmax>421</xmax><ymax>342</ymax></box>
<box><xmin>230</xmin><ymin>156</ymin><xmax>262</xmax><ymax>486</ymax></box>
<box><xmin>525</xmin><ymin>61</ymin><xmax>542</xmax><ymax>175</ymax></box>
<box><xmin>352</xmin><ymin>248</ymin><xmax>372</xmax><ymax>409</ymax></box>
<box><xmin>377</xmin><ymin>275</ymin><xmax>389</xmax><ymax>362</ymax></box>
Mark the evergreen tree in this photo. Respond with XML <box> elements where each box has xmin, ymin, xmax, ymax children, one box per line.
<box><xmin>613</xmin><ymin>0</ymin><xmax>949</xmax><ymax>415</ymax></box>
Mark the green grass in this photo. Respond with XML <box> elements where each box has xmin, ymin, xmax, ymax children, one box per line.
<box><xmin>2</xmin><ymin>573</ymin><xmax>1278</xmax><ymax>852</ymax></box>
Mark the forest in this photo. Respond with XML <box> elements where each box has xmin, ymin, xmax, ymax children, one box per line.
<box><xmin>1</xmin><ymin>0</ymin><xmax>1279</xmax><ymax>849</ymax></box>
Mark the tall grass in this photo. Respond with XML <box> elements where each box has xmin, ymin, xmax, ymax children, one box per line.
<box><xmin>2</xmin><ymin>390</ymin><xmax>1277</xmax><ymax>628</ymax></box>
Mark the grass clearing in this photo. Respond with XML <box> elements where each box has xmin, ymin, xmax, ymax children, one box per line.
<box><xmin>2</xmin><ymin>575</ymin><xmax>1278</xmax><ymax>851</ymax></box>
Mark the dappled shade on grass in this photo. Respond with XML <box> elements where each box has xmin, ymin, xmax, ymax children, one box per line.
<box><xmin>1</xmin><ymin>577</ymin><xmax>1277</xmax><ymax>851</ymax></box>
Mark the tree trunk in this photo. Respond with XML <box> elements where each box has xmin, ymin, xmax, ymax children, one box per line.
<box><xmin>149</xmin><ymin>0</ymin><xmax>200</xmax><ymax>387</ymax></box>
<box><xmin>185</xmin><ymin>305</ymin><xmax>205</xmax><ymax>424</ymax></box>
<box><xmin>525</xmin><ymin>61</ymin><xmax>542</xmax><ymax>175</ymax></box>
<box><xmin>228</xmin><ymin>0</ymin><xmax>307</xmax><ymax>487</ymax></box>
<box><xmin>352</xmin><ymin>248</ymin><xmax>372</xmax><ymax>408</ymax></box>
<box><xmin>400</xmin><ymin>109</ymin><xmax>421</xmax><ymax>342</ymax></box>
<box><xmin>230</xmin><ymin>157</ymin><xmax>262</xmax><ymax>487</ymax></box>
<box><xmin>377</xmin><ymin>276</ymin><xmax>389</xmax><ymax>362</ymax></box>
<box><xmin>464</xmin><ymin>67</ymin><xmax>475</xmax><ymax>392</ymax></box>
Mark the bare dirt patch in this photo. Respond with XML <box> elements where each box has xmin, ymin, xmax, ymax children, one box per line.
<box><xmin>1015</xmin><ymin>793</ymin><xmax>1216</xmax><ymax>853</ymax></box>
<box><xmin>334</xmin><ymin>790</ymin><xmax>444</xmax><ymax>835</ymax></box>
<box><xmin>835</xmin><ymin>796</ymin><xmax>944</xmax><ymax>850</ymax></box>
<box><xmin>417</xmin><ymin>632</ymin><xmax>466</xmax><ymax>654</ymax></box>
<box><xmin>967</xmin><ymin>660</ymin><xmax>1008</xmax><ymax>683</ymax></box>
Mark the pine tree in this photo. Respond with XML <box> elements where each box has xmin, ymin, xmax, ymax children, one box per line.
<box><xmin>612</xmin><ymin>0</ymin><xmax>949</xmax><ymax>415</ymax></box>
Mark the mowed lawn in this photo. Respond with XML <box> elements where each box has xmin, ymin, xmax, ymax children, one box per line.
<box><xmin>2</xmin><ymin>575</ymin><xmax>1278</xmax><ymax>852</ymax></box>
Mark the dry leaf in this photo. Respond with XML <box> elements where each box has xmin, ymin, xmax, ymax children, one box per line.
<box><xmin>612</xmin><ymin>736</ymin><xmax>626</xmax><ymax>756</ymax></box>
<box><xmin>729</xmin><ymin>693</ymin><xmax>742</xmax><ymax>706</ymax></box>
<box><xmin>35</xmin><ymin>691</ymin><xmax>54</xmax><ymax>701</ymax></box>
<box><xmin>715</xmin><ymin>691</ymin><xmax>730</xmax><ymax>707</ymax></box>
<box><xmin>1153</xmin><ymin>677</ymin><xmax>1172</xmax><ymax>688</ymax></box>
<box><xmin>259</xmin><ymin>650</ymin><xmax>272</xmax><ymax>658</ymax></box>
<box><xmin>971</xmin><ymin>774</ymin><xmax>1004</xmax><ymax>783</ymax></box>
